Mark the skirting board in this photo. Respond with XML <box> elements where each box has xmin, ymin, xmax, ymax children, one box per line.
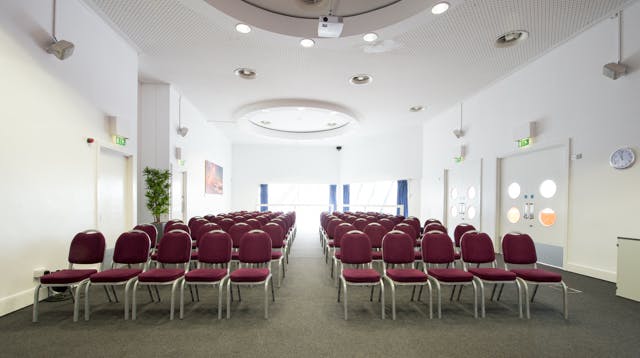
<box><xmin>565</xmin><ymin>262</ymin><xmax>616</xmax><ymax>283</ymax></box>
<box><xmin>0</xmin><ymin>287</ymin><xmax>44</xmax><ymax>317</ymax></box>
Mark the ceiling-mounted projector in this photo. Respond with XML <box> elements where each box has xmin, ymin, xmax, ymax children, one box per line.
<box><xmin>603</xmin><ymin>62</ymin><xmax>627</xmax><ymax>80</ymax></box>
<box><xmin>318</xmin><ymin>16</ymin><xmax>343</xmax><ymax>38</ymax></box>
<box><xmin>47</xmin><ymin>38</ymin><xmax>75</xmax><ymax>60</ymax></box>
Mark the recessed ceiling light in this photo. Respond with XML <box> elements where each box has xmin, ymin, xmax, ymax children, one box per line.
<box><xmin>235</xmin><ymin>23</ymin><xmax>252</xmax><ymax>34</ymax></box>
<box><xmin>409</xmin><ymin>105</ymin><xmax>425</xmax><ymax>112</ymax></box>
<box><xmin>300</xmin><ymin>38</ymin><xmax>315</xmax><ymax>48</ymax></box>
<box><xmin>495</xmin><ymin>30</ymin><xmax>529</xmax><ymax>48</ymax></box>
<box><xmin>350</xmin><ymin>74</ymin><xmax>373</xmax><ymax>85</ymax></box>
<box><xmin>431</xmin><ymin>2</ymin><xmax>450</xmax><ymax>15</ymax></box>
<box><xmin>259</xmin><ymin>120</ymin><xmax>271</xmax><ymax>125</ymax></box>
<box><xmin>327</xmin><ymin>122</ymin><xmax>338</xmax><ymax>127</ymax></box>
<box><xmin>363</xmin><ymin>32</ymin><xmax>378</xmax><ymax>42</ymax></box>
<box><xmin>234</xmin><ymin>67</ymin><xmax>256</xmax><ymax>79</ymax></box>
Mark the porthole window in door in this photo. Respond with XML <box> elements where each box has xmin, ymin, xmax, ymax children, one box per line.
<box><xmin>539</xmin><ymin>179</ymin><xmax>557</xmax><ymax>199</ymax></box>
<box><xmin>467</xmin><ymin>206</ymin><xmax>477</xmax><ymax>220</ymax></box>
<box><xmin>507</xmin><ymin>182</ymin><xmax>520</xmax><ymax>199</ymax></box>
<box><xmin>450</xmin><ymin>205</ymin><xmax>458</xmax><ymax>217</ymax></box>
<box><xmin>539</xmin><ymin>208</ymin><xmax>557</xmax><ymax>227</ymax></box>
<box><xmin>468</xmin><ymin>186</ymin><xmax>477</xmax><ymax>200</ymax></box>
<box><xmin>450</xmin><ymin>187</ymin><xmax>458</xmax><ymax>200</ymax></box>
<box><xmin>507</xmin><ymin>207</ymin><xmax>520</xmax><ymax>223</ymax></box>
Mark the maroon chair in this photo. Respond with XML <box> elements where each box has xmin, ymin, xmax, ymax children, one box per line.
<box><xmin>378</xmin><ymin>218</ymin><xmax>395</xmax><ymax>233</ymax></box>
<box><xmin>425</xmin><ymin>223</ymin><xmax>447</xmax><ymax>234</ymax></box>
<box><xmin>424</xmin><ymin>218</ymin><xmax>442</xmax><ymax>227</ymax></box>
<box><xmin>324</xmin><ymin>218</ymin><xmax>343</xmax><ymax>260</ymax></box>
<box><xmin>227</xmin><ymin>230</ymin><xmax>275</xmax><ymax>319</ymax></box>
<box><xmin>454</xmin><ymin>224</ymin><xmax>477</xmax><ymax>249</ymax></box>
<box><xmin>382</xmin><ymin>230</ymin><xmax>432</xmax><ymax>320</ymax></box>
<box><xmin>393</xmin><ymin>223</ymin><xmax>418</xmax><ymax>245</ymax></box>
<box><xmin>33</xmin><ymin>230</ymin><xmax>106</xmax><ymax>322</ymax></box>
<box><xmin>218</xmin><ymin>218</ymin><xmax>235</xmax><ymax>232</ymax></box>
<box><xmin>164</xmin><ymin>222</ymin><xmax>190</xmax><ymax>235</ymax></box>
<box><xmin>402</xmin><ymin>217</ymin><xmax>421</xmax><ymax>236</ymax></box>
<box><xmin>84</xmin><ymin>230</ymin><xmax>151</xmax><ymax>320</ymax></box>
<box><xmin>502</xmin><ymin>233</ymin><xmax>568</xmax><ymax>319</ymax></box>
<box><xmin>337</xmin><ymin>230</ymin><xmax>385</xmax><ymax>320</ymax></box>
<box><xmin>134</xmin><ymin>224</ymin><xmax>158</xmax><ymax>253</ymax></box>
<box><xmin>461</xmin><ymin>232</ymin><xmax>522</xmax><ymax>318</ymax></box>
<box><xmin>194</xmin><ymin>223</ymin><xmax>222</xmax><ymax>246</ymax></box>
<box><xmin>262</xmin><ymin>223</ymin><xmax>286</xmax><ymax>287</ymax></box>
<box><xmin>353</xmin><ymin>218</ymin><xmax>368</xmax><ymax>231</ymax></box>
<box><xmin>228</xmin><ymin>223</ymin><xmax>252</xmax><ymax>263</ymax></box>
<box><xmin>331</xmin><ymin>223</ymin><xmax>357</xmax><ymax>279</ymax></box>
<box><xmin>422</xmin><ymin>232</ymin><xmax>477</xmax><ymax>318</ymax></box>
<box><xmin>364</xmin><ymin>222</ymin><xmax>386</xmax><ymax>266</ymax></box>
<box><xmin>132</xmin><ymin>230</ymin><xmax>191</xmax><ymax>320</ymax></box>
<box><xmin>246</xmin><ymin>218</ymin><xmax>261</xmax><ymax>230</ymax></box>
<box><xmin>180</xmin><ymin>230</ymin><xmax>232</xmax><ymax>319</ymax></box>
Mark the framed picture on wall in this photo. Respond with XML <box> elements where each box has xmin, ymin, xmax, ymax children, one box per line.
<box><xmin>205</xmin><ymin>160</ymin><xmax>223</xmax><ymax>195</ymax></box>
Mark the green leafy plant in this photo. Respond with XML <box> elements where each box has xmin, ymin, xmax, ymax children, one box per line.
<box><xmin>143</xmin><ymin>167</ymin><xmax>171</xmax><ymax>223</ymax></box>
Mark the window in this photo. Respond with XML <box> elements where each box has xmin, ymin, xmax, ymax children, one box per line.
<box><xmin>349</xmin><ymin>180</ymin><xmax>397</xmax><ymax>214</ymax></box>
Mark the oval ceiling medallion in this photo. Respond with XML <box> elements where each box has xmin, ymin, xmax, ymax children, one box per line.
<box><xmin>235</xmin><ymin>99</ymin><xmax>358</xmax><ymax>140</ymax></box>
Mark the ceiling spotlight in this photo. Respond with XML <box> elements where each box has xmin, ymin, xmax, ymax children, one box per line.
<box><xmin>300</xmin><ymin>38</ymin><xmax>315</xmax><ymax>48</ymax></box>
<box><xmin>409</xmin><ymin>105</ymin><xmax>425</xmax><ymax>112</ymax></box>
<box><xmin>327</xmin><ymin>122</ymin><xmax>338</xmax><ymax>127</ymax></box>
<box><xmin>259</xmin><ymin>120</ymin><xmax>271</xmax><ymax>125</ymax></box>
<box><xmin>431</xmin><ymin>2</ymin><xmax>450</xmax><ymax>15</ymax></box>
<box><xmin>177</xmin><ymin>126</ymin><xmax>189</xmax><ymax>137</ymax></box>
<box><xmin>234</xmin><ymin>67</ymin><xmax>257</xmax><ymax>79</ymax></box>
<box><xmin>47</xmin><ymin>0</ymin><xmax>74</xmax><ymax>60</ymax></box>
<box><xmin>350</xmin><ymin>74</ymin><xmax>373</xmax><ymax>85</ymax></box>
<box><xmin>363</xmin><ymin>32</ymin><xmax>378</xmax><ymax>42</ymax></box>
<box><xmin>495</xmin><ymin>30</ymin><xmax>529</xmax><ymax>48</ymax></box>
<box><xmin>235</xmin><ymin>23</ymin><xmax>252</xmax><ymax>34</ymax></box>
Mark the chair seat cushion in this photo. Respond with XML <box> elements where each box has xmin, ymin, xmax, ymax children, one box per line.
<box><xmin>469</xmin><ymin>267</ymin><xmax>516</xmax><ymax>281</ymax></box>
<box><xmin>231</xmin><ymin>252</ymin><xmax>240</xmax><ymax>260</ymax></box>
<box><xmin>510</xmin><ymin>268</ymin><xmax>562</xmax><ymax>283</ymax></box>
<box><xmin>150</xmin><ymin>253</ymin><xmax>158</xmax><ymax>261</ymax></box>
<box><xmin>40</xmin><ymin>269</ymin><xmax>97</xmax><ymax>284</ymax></box>
<box><xmin>454</xmin><ymin>252</ymin><xmax>461</xmax><ymax>260</ymax></box>
<box><xmin>386</xmin><ymin>268</ymin><xmax>428</xmax><ymax>283</ymax></box>
<box><xmin>271</xmin><ymin>251</ymin><xmax>283</xmax><ymax>260</ymax></box>
<box><xmin>138</xmin><ymin>268</ymin><xmax>185</xmax><ymax>283</ymax></box>
<box><xmin>414</xmin><ymin>251</ymin><xmax>422</xmax><ymax>260</ymax></box>
<box><xmin>191</xmin><ymin>251</ymin><xmax>199</xmax><ymax>260</ymax></box>
<box><xmin>371</xmin><ymin>251</ymin><xmax>383</xmax><ymax>260</ymax></box>
<box><xmin>335</xmin><ymin>251</ymin><xmax>342</xmax><ymax>260</ymax></box>
<box><xmin>230</xmin><ymin>268</ymin><xmax>270</xmax><ymax>283</ymax></box>
<box><xmin>342</xmin><ymin>269</ymin><xmax>381</xmax><ymax>283</ymax></box>
<box><xmin>327</xmin><ymin>240</ymin><xmax>336</xmax><ymax>247</ymax></box>
<box><xmin>90</xmin><ymin>268</ymin><xmax>142</xmax><ymax>283</ymax></box>
<box><xmin>185</xmin><ymin>268</ymin><xmax>227</xmax><ymax>283</ymax></box>
<box><xmin>427</xmin><ymin>268</ymin><xmax>473</xmax><ymax>283</ymax></box>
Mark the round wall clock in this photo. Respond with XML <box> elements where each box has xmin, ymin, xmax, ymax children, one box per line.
<box><xmin>609</xmin><ymin>147</ymin><xmax>636</xmax><ymax>169</ymax></box>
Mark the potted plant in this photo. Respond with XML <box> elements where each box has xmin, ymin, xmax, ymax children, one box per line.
<box><xmin>143</xmin><ymin>167</ymin><xmax>171</xmax><ymax>235</ymax></box>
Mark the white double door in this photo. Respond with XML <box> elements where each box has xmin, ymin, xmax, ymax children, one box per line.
<box><xmin>498</xmin><ymin>144</ymin><xmax>568</xmax><ymax>267</ymax></box>
<box><xmin>445</xmin><ymin>159</ymin><xmax>482</xmax><ymax>235</ymax></box>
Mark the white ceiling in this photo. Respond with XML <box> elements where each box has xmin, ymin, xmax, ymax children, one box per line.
<box><xmin>86</xmin><ymin>0</ymin><xmax>635</xmax><ymax>145</ymax></box>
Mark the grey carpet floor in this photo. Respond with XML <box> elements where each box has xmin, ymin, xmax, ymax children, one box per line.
<box><xmin>1</xmin><ymin>227</ymin><xmax>639</xmax><ymax>358</ymax></box>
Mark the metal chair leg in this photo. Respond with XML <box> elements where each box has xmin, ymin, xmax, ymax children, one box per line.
<box><xmin>530</xmin><ymin>284</ymin><xmax>539</xmax><ymax>303</ymax></box>
<box><xmin>111</xmin><ymin>285</ymin><xmax>119</xmax><ymax>303</ymax></box>
<box><xmin>103</xmin><ymin>286</ymin><xmax>113</xmax><ymax>303</ymax></box>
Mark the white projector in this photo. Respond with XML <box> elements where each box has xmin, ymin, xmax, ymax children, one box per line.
<box><xmin>318</xmin><ymin>16</ymin><xmax>343</xmax><ymax>38</ymax></box>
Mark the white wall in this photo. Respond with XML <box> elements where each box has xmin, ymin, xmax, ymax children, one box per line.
<box><xmin>0</xmin><ymin>0</ymin><xmax>138</xmax><ymax>315</ymax></box>
<box><xmin>421</xmin><ymin>1</ymin><xmax>640</xmax><ymax>282</ymax></box>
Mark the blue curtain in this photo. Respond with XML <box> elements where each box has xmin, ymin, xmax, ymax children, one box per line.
<box><xmin>397</xmin><ymin>180</ymin><xmax>408</xmax><ymax>217</ymax></box>
<box><xmin>329</xmin><ymin>184</ymin><xmax>337</xmax><ymax>212</ymax></box>
<box><xmin>343</xmin><ymin>184</ymin><xmax>350</xmax><ymax>212</ymax></box>
<box><xmin>260</xmin><ymin>184</ymin><xmax>268</xmax><ymax>212</ymax></box>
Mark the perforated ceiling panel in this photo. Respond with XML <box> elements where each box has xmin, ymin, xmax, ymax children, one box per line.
<box><xmin>86</xmin><ymin>0</ymin><xmax>636</xmax><ymax>144</ymax></box>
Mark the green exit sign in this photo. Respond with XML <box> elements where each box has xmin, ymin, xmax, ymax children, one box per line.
<box><xmin>454</xmin><ymin>156</ymin><xmax>464</xmax><ymax>163</ymax></box>
<box><xmin>517</xmin><ymin>137</ymin><xmax>531</xmax><ymax>148</ymax></box>
<box><xmin>113</xmin><ymin>135</ymin><xmax>127</xmax><ymax>146</ymax></box>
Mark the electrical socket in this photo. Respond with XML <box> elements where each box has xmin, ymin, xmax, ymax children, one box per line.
<box><xmin>33</xmin><ymin>267</ymin><xmax>47</xmax><ymax>278</ymax></box>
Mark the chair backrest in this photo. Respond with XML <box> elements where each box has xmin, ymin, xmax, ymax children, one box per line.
<box><xmin>156</xmin><ymin>230</ymin><xmax>192</xmax><ymax>264</ymax></box>
<box><xmin>502</xmin><ymin>232</ymin><xmax>537</xmax><ymax>265</ymax></box>
<box><xmin>166</xmin><ymin>219</ymin><xmax>183</xmax><ymax>226</ymax></box>
<box><xmin>68</xmin><ymin>230</ymin><xmax>106</xmax><ymax>265</ymax></box>
<box><xmin>133</xmin><ymin>224</ymin><xmax>158</xmax><ymax>249</ymax></box>
<box><xmin>454</xmin><ymin>223</ymin><xmax>477</xmax><ymax>247</ymax></box>
<box><xmin>402</xmin><ymin>217</ymin><xmax>421</xmax><ymax>235</ymax></box>
<box><xmin>340</xmin><ymin>230</ymin><xmax>372</xmax><ymax>265</ymax></box>
<box><xmin>378</xmin><ymin>218</ymin><xmax>395</xmax><ymax>233</ymax></box>
<box><xmin>203</xmin><ymin>214</ymin><xmax>217</xmax><ymax>222</ymax></box>
<box><xmin>113</xmin><ymin>230</ymin><xmax>151</xmax><ymax>265</ymax></box>
<box><xmin>271</xmin><ymin>218</ymin><xmax>289</xmax><ymax>234</ymax></box>
<box><xmin>195</xmin><ymin>222</ymin><xmax>223</xmax><ymax>244</ymax></box>
<box><xmin>326</xmin><ymin>218</ymin><xmax>343</xmax><ymax>239</ymax></box>
<box><xmin>198</xmin><ymin>230</ymin><xmax>233</xmax><ymax>264</ymax></box>
<box><xmin>382</xmin><ymin>230</ymin><xmax>414</xmax><ymax>264</ymax></box>
<box><xmin>261</xmin><ymin>222</ymin><xmax>285</xmax><ymax>248</ymax></box>
<box><xmin>188</xmin><ymin>216</ymin><xmax>204</xmax><ymax>227</ymax></box>
<box><xmin>353</xmin><ymin>218</ymin><xmax>368</xmax><ymax>231</ymax></box>
<box><xmin>189</xmin><ymin>218</ymin><xmax>209</xmax><ymax>236</ymax></box>
<box><xmin>460</xmin><ymin>232</ymin><xmax>495</xmax><ymax>264</ymax></box>
<box><xmin>421</xmin><ymin>232</ymin><xmax>455</xmax><ymax>265</ymax></box>
<box><xmin>228</xmin><ymin>222</ymin><xmax>252</xmax><ymax>248</ymax></box>
<box><xmin>218</xmin><ymin>218</ymin><xmax>235</xmax><ymax>232</ymax></box>
<box><xmin>363</xmin><ymin>222</ymin><xmax>385</xmax><ymax>249</ymax></box>
<box><xmin>165</xmin><ymin>222</ymin><xmax>190</xmax><ymax>234</ymax></box>
<box><xmin>393</xmin><ymin>223</ymin><xmax>417</xmax><ymax>241</ymax></box>
<box><xmin>245</xmin><ymin>218</ymin><xmax>261</xmax><ymax>229</ymax></box>
<box><xmin>424</xmin><ymin>218</ymin><xmax>442</xmax><ymax>227</ymax></box>
<box><xmin>424</xmin><ymin>223</ymin><xmax>446</xmax><ymax>234</ymax></box>
<box><xmin>333</xmin><ymin>223</ymin><xmax>356</xmax><ymax>248</ymax></box>
<box><xmin>238</xmin><ymin>230</ymin><xmax>272</xmax><ymax>264</ymax></box>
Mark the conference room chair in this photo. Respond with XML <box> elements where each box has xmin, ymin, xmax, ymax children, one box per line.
<box><xmin>132</xmin><ymin>229</ymin><xmax>191</xmax><ymax>320</ymax></box>
<box><xmin>218</xmin><ymin>218</ymin><xmax>235</xmax><ymax>232</ymax></box>
<box><xmin>378</xmin><ymin>218</ymin><xmax>395</xmax><ymax>233</ymax></box>
<box><xmin>363</xmin><ymin>222</ymin><xmax>385</xmax><ymax>269</ymax></box>
<box><xmin>338</xmin><ymin>230</ymin><xmax>385</xmax><ymax>320</ymax></box>
<box><xmin>261</xmin><ymin>222</ymin><xmax>287</xmax><ymax>287</ymax></box>
<box><xmin>84</xmin><ymin>230</ymin><xmax>151</xmax><ymax>320</ymax></box>
<box><xmin>424</xmin><ymin>218</ymin><xmax>442</xmax><ymax>227</ymax></box>
<box><xmin>33</xmin><ymin>230</ymin><xmax>106</xmax><ymax>322</ymax></box>
<box><xmin>424</xmin><ymin>223</ymin><xmax>447</xmax><ymax>234</ymax></box>
<box><xmin>460</xmin><ymin>231</ymin><xmax>522</xmax><ymax>318</ymax></box>
<box><xmin>324</xmin><ymin>218</ymin><xmax>344</xmax><ymax>261</ymax></box>
<box><xmin>502</xmin><ymin>232</ymin><xmax>569</xmax><ymax>319</ymax></box>
<box><xmin>422</xmin><ymin>231</ymin><xmax>478</xmax><ymax>319</ymax></box>
<box><xmin>133</xmin><ymin>224</ymin><xmax>158</xmax><ymax>253</ymax></box>
<box><xmin>246</xmin><ymin>218</ymin><xmax>261</xmax><ymax>229</ymax></box>
<box><xmin>382</xmin><ymin>230</ymin><xmax>432</xmax><ymax>320</ymax></box>
<box><xmin>180</xmin><ymin>230</ymin><xmax>232</xmax><ymax>320</ymax></box>
<box><xmin>353</xmin><ymin>218</ymin><xmax>368</xmax><ymax>231</ymax></box>
<box><xmin>330</xmin><ymin>222</ymin><xmax>356</xmax><ymax>280</ymax></box>
<box><xmin>228</xmin><ymin>222</ymin><xmax>252</xmax><ymax>264</ymax></box>
<box><xmin>393</xmin><ymin>223</ymin><xmax>418</xmax><ymax>242</ymax></box>
<box><xmin>402</xmin><ymin>217</ymin><xmax>421</xmax><ymax>236</ymax></box>
<box><xmin>227</xmin><ymin>230</ymin><xmax>275</xmax><ymax>319</ymax></box>
<box><xmin>164</xmin><ymin>222</ymin><xmax>190</xmax><ymax>235</ymax></box>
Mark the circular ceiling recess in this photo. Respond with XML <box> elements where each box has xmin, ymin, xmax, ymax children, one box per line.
<box><xmin>205</xmin><ymin>0</ymin><xmax>439</xmax><ymax>38</ymax></box>
<box><xmin>235</xmin><ymin>99</ymin><xmax>358</xmax><ymax>140</ymax></box>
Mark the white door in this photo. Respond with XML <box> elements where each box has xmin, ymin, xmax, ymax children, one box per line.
<box><xmin>98</xmin><ymin>147</ymin><xmax>130</xmax><ymax>248</ymax></box>
<box><xmin>498</xmin><ymin>144</ymin><xmax>568</xmax><ymax>267</ymax></box>
<box><xmin>171</xmin><ymin>170</ymin><xmax>186</xmax><ymax>221</ymax></box>
<box><xmin>445</xmin><ymin>159</ymin><xmax>482</xmax><ymax>234</ymax></box>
